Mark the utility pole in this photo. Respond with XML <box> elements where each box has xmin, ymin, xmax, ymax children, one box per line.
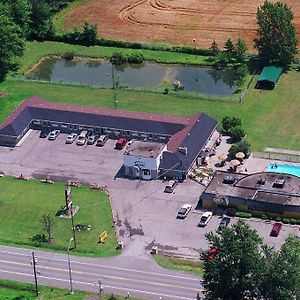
<box><xmin>67</xmin><ymin>237</ymin><xmax>74</xmax><ymax>294</ymax></box>
<box><xmin>31</xmin><ymin>251</ymin><xmax>39</xmax><ymax>297</ymax></box>
<box><xmin>98</xmin><ymin>279</ymin><xmax>103</xmax><ymax>300</ymax></box>
<box><xmin>70</xmin><ymin>202</ymin><xmax>76</xmax><ymax>249</ymax></box>
<box><xmin>111</xmin><ymin>63</ymin><xmax>117</xmax><ymax>109</ymax></box>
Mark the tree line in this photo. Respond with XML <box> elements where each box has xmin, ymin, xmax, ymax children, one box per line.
<box><xmin>202</xmin><ymin>220</ymin><xmax>300</xmax><ymax>300</ymax></box>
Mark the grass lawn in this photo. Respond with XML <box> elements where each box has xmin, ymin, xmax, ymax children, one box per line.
<box><xmin>20</xmin><ymin>41</ymin><xmax>211</xmax><ymax>74</ymax></box>
<box><xmin>0</xmin><ymin>279</ymin><xmax>142</xmax><ymax>299</ymax></box>
<box><xmin>153</xmin><ymin>254</ymin><xmax>204</xmax><ymax>276</ymax></box>
<box><xmin>1</xmin><ymin>69</ymin><xmax>300</xmax><ymax>151</ymax></box>
<box><xmin>0</xmin><ymin>176</ymin><xmax>119</xmax><ymax>257</ymax></box>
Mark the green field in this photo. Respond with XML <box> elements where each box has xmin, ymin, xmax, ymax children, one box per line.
<box><xmin>0</xmin><ymin>41</ymin><xmax>299</xmax><ymax>151</ymax></box>
<box><xmin>0</xmin><ymin>279</ymin><xmax>142</xmax><ymax>300</ymax></box>
<box><xmin>153</xmin><ymin>254</ymin><xmax>204</xmax><ymax>276</ymax></box>
<box><xmin>0</xmin><ymin>177</ymin><xmax>119</xmax><ymax>257</ymax></box>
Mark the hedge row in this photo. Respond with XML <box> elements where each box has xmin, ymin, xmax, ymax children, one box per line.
<box><xmin>50</xmin><ymin>34</ymin><xmax>213</xmax><ymax>57</ymax></box>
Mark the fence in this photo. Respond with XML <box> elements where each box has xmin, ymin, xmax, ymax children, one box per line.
<box><xmin>253</xmin><ymin>152</ymin><xmax>300</xmax><ymax>163</ymax></box>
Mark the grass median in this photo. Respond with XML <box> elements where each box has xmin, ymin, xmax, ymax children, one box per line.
<box><xmin>0</xmin><ymin>176</ymin><xmax>119</xmax><ymax>257</ymax></box>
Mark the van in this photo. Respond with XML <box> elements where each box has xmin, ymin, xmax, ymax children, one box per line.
<box><xmin>76</xmin><ymin>130</ymin><xmax>88</xmax><ymax>146</ymax></box>
<box><xmin>96</xmin><ymin>134</ymin><xmax>108</xmax><ymax>147</ymax></box>
<box><xmin>164</xmin><ymin>180</ymin><xmax>178</xmax><ymax>193</ymax></box>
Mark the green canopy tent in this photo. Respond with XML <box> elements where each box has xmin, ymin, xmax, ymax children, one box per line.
<box><xmin>257</xmin><ymin>66</ymin><xmax>283</xmax><ymax>89</ymax></box>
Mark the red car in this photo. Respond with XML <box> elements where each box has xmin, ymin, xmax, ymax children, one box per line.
<box><xmin>206</xmin><ymin>246</ymin><xmax>219</xmax><ymax>260</ymax></box>
<box><xmin>115</xmin><ymin>137</ymin><xmax>127</xmax><ymax>150</ymax></box>
<box><xmin>270</xmin><ymin>222</ymin><xmax>282</xmax><ymax>237</ymax></box>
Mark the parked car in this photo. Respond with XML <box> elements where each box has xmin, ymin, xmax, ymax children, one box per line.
<box><xmin>177</xmin><ymin>204</ymin><xmax>192</xmax><ymax>219</ymax></box>
<box><xmin>164</xmin><ymin>180</ymin><xmax>178</xmax><ymax>193</ymax></box>
<box><xmin>76</xmin><ymin>130</ymin><xmax>88</xmax><ymax>146</ymax></box>
<box><xmin>39</xmin><ymin>130</ymin><xmax>49</xmax><ymax>138</ymax></box>
<box><xmin>115</xmin><ymin>137</ymin><xmax>127</xmax><ymax>149</ymax></box>
<box><xmin>206</xmin><ymin>246</ymin><xmax>219</xmax><ymax>260</ymax></box>
<box><xmin>87</xmin><ymin>134</ymin><xmax>99</xmax><ymax>145</ymax></box>
<box><xmin>96</xmin><ymin>134</ymin><xmax>108</xmax><ymax>147</ymax></box>
<box><xmin>65</xmin><ymin>133</ymin><xmax>77</xmax><ymax>144</ymax></box>
<box><xmin>198</xmin><ymin>211</ymin><xmax>213</xmax><ymax>227</ymax></box>
<box><xmin>218</xmin><ymin>217</ymin><xmax>231</xmax><ymax>230</ymax></box>
<box><xmin>48</xmin><ymin>130</ymin><xmax>60</xmax><ymax>140</ymax></box>
<box><xmin>270</xmin><ymin>222</ymin><xmax>282</xmax><ymax>237</ymax></box>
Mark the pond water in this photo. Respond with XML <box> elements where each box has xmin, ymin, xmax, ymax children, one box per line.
<box><xmin>27</xmin><ymin>57</ymin><xmax>238</xmax><ymax>96</ymax></box>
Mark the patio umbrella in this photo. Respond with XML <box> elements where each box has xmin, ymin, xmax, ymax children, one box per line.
<box><xmin>230</xmin><ymin>159</ymin><xmax>241</xmax><ymax>167</ymax></box>
<box><xmin>235</xmin><ymin>152</ymin><xmax>245</xmax><ymax>160</ymax></box>
<box><xmin>218</xmin><ymin>154</ymin><xmax>228</xmax><ymax>161</ymax></box>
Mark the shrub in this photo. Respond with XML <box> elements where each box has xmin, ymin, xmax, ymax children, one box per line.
<box><xmin>296</xmin><ymin>219</ymin><xmax>300</xmax><ymax>225</ymax></box>
<box><xmin>236</xmin><ymin>139</ymin><xmax>251</xmax><ymax>157</ymax></box>
<box><xmin>261</xmin><ymin>214</ymin><xmax>268</xmax><ymax>219</ymax></box>
<box><xmin>230</xmin><ymin>126</ymin><xmax>246</xmax><ymax>143</ymax></box>
<box><xmin>290</xmin><ymin>218</ymin><xmax>297</xmax><ymax>225</ymax></box>
<box><xmin>110</xmin><ymin>52</ymin><xmax>127</xmax><ymax>65</ymax></box>
<box><xmin>63</xmin><ymin>51</ymin><xmax>75</xmax><ymax>60</ymax></box>
<box><xmin>127</xmin><ymin>52</ymin><xmax>144</xmax><ymax>64</ymax></box>
<box><xmin>235</xmin><ymin>211</ymin><xmax>252</xmax><ymax>218</ymax></box>
<box><xmin>221</xmin><ymin>116</ymin><xmax>242</xmax><ymax>134</ymax></box>
<box><xmin>163</xmin><ymin>88</ymin><xmax>169</xmax><ymax>95</ymax></box>
<box><xmin>275</xmin><ymin>216</ymin><xmax>282</xmax><ymax>222</ymax></box>
<box><xmin>282</xmin><ymin>218</ymin><xmax>290</xmax><ymax>224</ymax></box>
<box><xmin>228</xmin><ymin>144</ymin><xmax>239</xmax><ymax>159</ymax></box>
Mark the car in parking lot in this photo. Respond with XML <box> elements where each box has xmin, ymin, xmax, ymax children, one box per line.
<box><xmin>65</xmin><ymin>133</ymin><xmax>77</xmax><ymax>144</ymax></box>
<box><xmin>39</xmin><ymin>130</ymin><xmax>49</xmax><ymax>138</ymax></box>
<box><xmin>198</xmin><ymin>211</ymin><xmax>213</xmax><ymax>227</ymax></box>
<box><xmin>270</xmin><ymin>222</ymin><xmax>282</xmax><ymax>237</ymax></box>
<box><xmin>218</xmin><ymin>217</ymin><xmax>231</xmax><ymax>230</ymax></box>
<box><xmin>48</xmin><ymin>130</ymin><xmax>60</xmax><ymax>140</ymax></box>
<box><xmin>87</xmin><ymin>134</ymin><xmax>99</xmax><ymax>145</ymax></box>
<box><xmin>77</xmin><ymin>130</ymin><xmax>88</xmax><ymax>146</ymax></box>
<box><xmin>96</xmin><ymin>134</ymin><xmax>108</xmax><ymax>147</ymax></box>
<box><xmin>115</xmin><ymin>137</ymin><xmax>127</xmax><ymax>149</ymax></box>
<box><xmin>176</xmin><ymin>204</ymin><xmax>192</xmax><ymax>219</ymax></box>
<box><xmin>164</xmin><ymin>180</ymin><xmax>178</xmax><ymax>193</ymax></box>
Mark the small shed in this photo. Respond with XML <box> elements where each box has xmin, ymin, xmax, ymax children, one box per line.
<box><xmin>257</xmin><ymin>66</ymin><xmax>283</xmax><ymax>89</ymax></box>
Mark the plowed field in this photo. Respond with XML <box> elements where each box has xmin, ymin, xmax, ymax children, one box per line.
<box><xmin>63</xmin><ymin>0</ymin><xmax>300</xmax><ymax>48</ymax></box>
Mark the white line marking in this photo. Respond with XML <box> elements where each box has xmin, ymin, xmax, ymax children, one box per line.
<box><xmin>0</xmin><ymin>269</ymin><xmax>199</xmax><ymax>300</ymax></box>
<box><xmin>0</xmin><ymin>248</ymin><xmax>200</xmax><ymax>281</ymax></box>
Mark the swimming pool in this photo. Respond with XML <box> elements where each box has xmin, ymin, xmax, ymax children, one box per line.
<box><xmin>265</xmin><ymin>163</ymin><xmax>300</xmax><ymax>178</ymax></box>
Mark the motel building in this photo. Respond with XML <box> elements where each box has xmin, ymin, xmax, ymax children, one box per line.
<box><xmin>0</xmin><ymin>96</ymin><xmax>218</xmax><ymax>181</ymax></box>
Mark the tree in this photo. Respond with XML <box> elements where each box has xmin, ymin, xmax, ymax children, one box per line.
<box><xmin>254</xmin><ymin>0</ymin><xmax>298</xmax><ymax>68</ymax></box>
<box><xmin>235</xmin><ymin>38</ymin><xmax>248</xmax><ymax>62</ymax></box>
<box><xmin>40</xmin><ymin>213</ymin><xmax>55</xmax><ymax>242</ymax></box>
<box><xmin>261</xmin><ymin>235</ymin><xmax>300</xmax><ymax>299</ymax></box>
<box><xmin>221</xmin><ymin>116</ymin><xmax>242</xmax><ymax>134</ymax></box>
<box><xmin>29</xmin><ymin>0</ymin><xmax>53</xmax><ymax>40</ymax></box>
<box><xmin>0</xmin><ymin>6</ymin><xmax>24</xmax><ymax>81</ymax></box>
<box><xmin>230</xmin><ymin>126</ymin><xmax>245</xmax><ymax>143</ymax></box>
<box><xmin>210</xmin><ymin>39</ymin><xmax>220</xmax><ymax>57</ymax></box>
<box><xmin>201</xmin><ymin>220</ymin><xmax>265</xmax><ymax>300</ymax></box>
<box><xmin>110</xmin><ymin>52</ymin><xmax>127</xmax><ymax>65</ymax></box>
<box><xmin>224</xmin><ymin>38</ymin><xmax>235</xmax><ymax>62</ymax></box>
<box><xmin>236</xmin><ymin>139</ymin><xmax>251</xmax><ymax>156</ymax></box>
<box><xmin>80</xmin><ymin>22</ymin><xmax>98</xmax><ymax>46</ymax></box>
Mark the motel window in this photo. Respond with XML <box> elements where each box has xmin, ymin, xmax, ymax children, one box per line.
<box><xmin>159</xmin><ymin>136</ymin><xmax>166</xmax><ymax>140</ymax></box>
<box><xmin>126</xmin><ymin>131</ymin><xmax>130</xmax><ymax>136</ymax></box>
<box><xmin>154</xmin><ymin>135</ymin><xmax>158</xmax><ymax>140</ymax></box>
<box><xmin>52</xmin><ymin>122</ymin><xmax>58</xmax><ymax>127</ymax></box>
<box><xmin>61</xmin><ymin>123</ymin><xmax>68</xmax><ymax>128</ymax></box>
<box><xmin>106</xmin><ymin>129</ymin><xmax>112</xmax><ymax>134</ymax></box>
<box><xmin>32</xmin><ymin>120</ymin><xmax>41</xmax><ymax>125</ymax></box>
<box><xmin>132</xmin><ymin>132</ymin><xmax>138</xmax><ymax>137</ymax></box>
<box><xmin>143</xmin><ymin>169</ymin><xmax>150</xmax><ymax>176</ymax></box>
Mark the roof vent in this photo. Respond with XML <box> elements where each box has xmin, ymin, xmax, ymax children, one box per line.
<box><xmin>273</xmin><ymin>179</ymin><xmax>285</xmax><ymax>188</ymax></box>
<box><xmin>257</xmin><ymin>178</ymin><xmax>265</xmax><ymax>185</ymax></box>
<box><xmin>223</xmin><ymin>176</ymin><xmax>235</xmax><ymax>184</ymax></box>
<box><xmin>179</xmin><ymin>147</ymin><xmax>188</xmax><ymax>155</ymax></box>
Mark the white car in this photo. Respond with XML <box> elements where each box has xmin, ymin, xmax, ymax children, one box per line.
<box><xmin>198</xmin><ymin>211</ymin><xmax>213</xmax><ymax>227</ymax></box>
<box><xmin>177</xmin><ymin>204</ymin><xmax>192</xmax><ymax>219</ymax></box>
<box><xmin>48</xmin><ymin>130</ymin><xmax>60</xmax><ymax>140</ymax></box>
<box><xmin>76</xmin><ymin>135</ymin><xmax>87</xmax><ymax>146</ymax></box>
<box><xmin>65</xmin><ymin>133</ymin><xmax>77</xmax><ymax>144</ymax></box>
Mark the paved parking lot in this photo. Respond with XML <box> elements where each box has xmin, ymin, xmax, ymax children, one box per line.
<box><xmin>0</xmin><ymin>130</ymin><xmax>298</xmax><ymax>258</ymax></box>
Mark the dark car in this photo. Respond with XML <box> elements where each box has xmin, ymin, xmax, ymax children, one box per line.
<box><xmin>115</xmin><ymin>137</ymin><xmax>127</xmax><ymax>150</ymax></box>
<box><xmin>39</xmin><ymin>130</ymin><xmax>49</xmax><ymax>138</ymax></box>
<box><xmin>270</xmin><ymin>222</ymin><xmax>282</xmax><ymax>237</ymax></box>
<box><xmin>218</xmin><ymin>217</ymin><xmax>231</xmax><ymax>230</ymax></box>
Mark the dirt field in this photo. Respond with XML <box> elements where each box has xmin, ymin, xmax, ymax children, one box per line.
<box><xmin>63</xmin><ymin>0</ymin><xmax>300</xmax><ymax>49</ymax></box>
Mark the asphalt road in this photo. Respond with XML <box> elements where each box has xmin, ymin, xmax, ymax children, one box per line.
<box><xmin>0</xmin><ymin>245</ymin><xmax>204</xmax><ymax>300</ymax></box>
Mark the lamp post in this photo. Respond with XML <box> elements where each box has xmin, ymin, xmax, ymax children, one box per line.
<box><xmin>31</xmin><ymin>251</ymin><xmax>39</xmax><ymax>297</ymax></box>
<box><xmin>192</xmin><ymin>38</ymin><xmax>197</xmax><ymax>59</ymax></box>
<box><xmin>67</xmin><ymin>237</ymin><xmax>74</xmax><ymax>294</ymax></box>
<box><xmin>97</xmin><ymin>279</ymin><xmax>103</xmax><ymax>300</ymax></box>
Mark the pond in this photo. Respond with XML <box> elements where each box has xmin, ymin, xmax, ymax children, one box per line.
<box><xmin>27</xmin><ymin>57</ymin><xmax>238</xmax><ymax>96</ymax></box>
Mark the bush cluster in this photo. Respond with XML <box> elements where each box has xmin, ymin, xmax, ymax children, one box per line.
<box><xmin>235</xmin><ymin>211</ymin><xmax>252</xmax><ymax>218</ymax></box>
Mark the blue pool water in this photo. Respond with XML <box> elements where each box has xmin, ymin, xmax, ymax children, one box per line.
<box><xmin>265</xmin><ymin>163</ymin><xmax>300</xmax><ymax>178</ymax></box>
